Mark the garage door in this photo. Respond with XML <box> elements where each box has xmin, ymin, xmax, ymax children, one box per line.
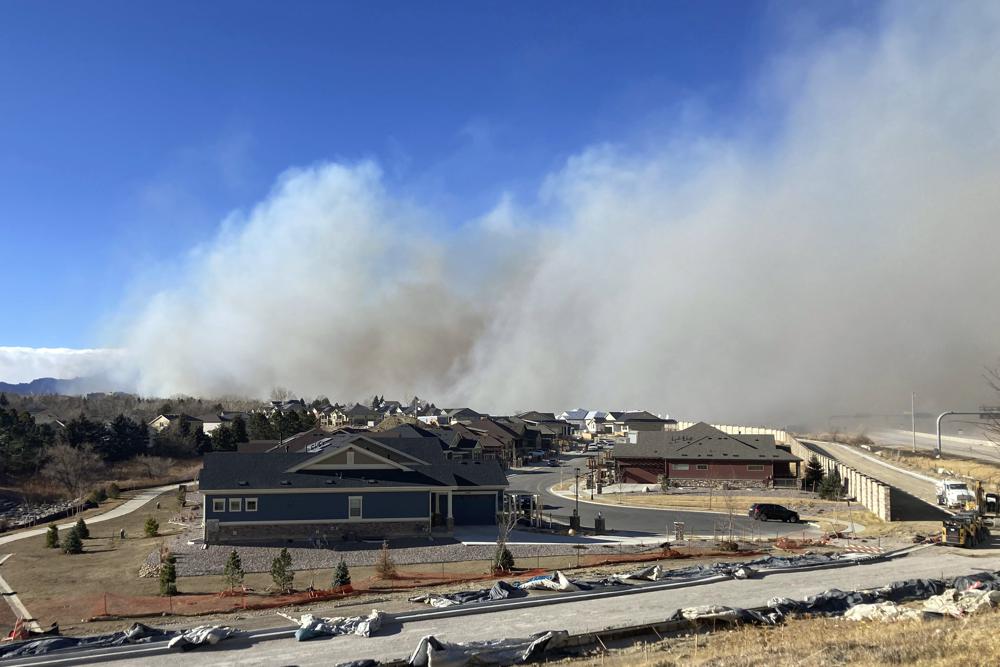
<box><xmin>452</xmin><ymin>493</ymin><xmax>497</xmax><ymax>525</ymax></box>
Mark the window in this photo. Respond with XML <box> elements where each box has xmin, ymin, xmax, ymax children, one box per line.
<box><xmin>212</xmin><ymin>498</ymin><xmax>226</xmax><ymax>513</ymax></box>
<box><xmin>747</xmin><ymin>465</ymin><xmax>764</xmax><ymax>471</ymax></box>
<box><xmin>696</xmin><ymin>464</ymin><xmax>709</xmax><ymax>470</ymax></box>
<box><xmin>673</xmin><ymin>463</ymin><xmax>690</xmax><ymax>471</ymax></box>
<box><xmin>228</xmin><ymin>498</ymin><xmax>242</xmax><ymax>512</ymax></box>
<box><xmin>245</xmin><ymin>498</ymin><xmax>258</xmax><ymax>512</ymax></box>
<box><xmin>348</xmin><ymin>496</ymin><xmax>362</xmax><ymax>520</ymax></box>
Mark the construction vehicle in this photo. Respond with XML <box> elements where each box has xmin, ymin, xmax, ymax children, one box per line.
<box><xmin>942</xmin><ymin>511</ymin><xmax>991</xmax><ymax>548</ymax></box>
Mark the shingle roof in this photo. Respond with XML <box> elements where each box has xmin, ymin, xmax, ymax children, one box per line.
<box><xmin>199</xmin><ymin>450</ymin><xmax>507</xmax><ymax>490</ymax></box>
<box><xmin>613</xmin><ymin>422</ymin><xmax>800</xmax><ymax>462</ymax></box>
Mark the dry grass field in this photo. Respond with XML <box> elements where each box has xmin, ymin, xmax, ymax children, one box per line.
<box><xmin>555</xmin><ymin>609</ymin><xmax>1000</xmax><ymax>666</ymax></box>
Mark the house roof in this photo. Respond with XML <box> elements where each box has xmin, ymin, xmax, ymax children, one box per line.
<box><xmin>199</xmin><ymin>449</ymin><xmax>507</xmax><ymax>490</ymax></box>
<box><xmin>614</xmin><ymin>422</ymin><xmax>800</xmax><ymax>462</ymax></box>
<box><xmin>621</xmin><ymin>411</ymin><xmax>670</xmax><ymax>423</ymax></box>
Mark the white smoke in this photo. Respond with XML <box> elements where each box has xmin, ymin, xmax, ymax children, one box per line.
<box><xmin>117</xmin><ymin>2</ymin><xmax>1000</xmax><ymax>423</ymax></box>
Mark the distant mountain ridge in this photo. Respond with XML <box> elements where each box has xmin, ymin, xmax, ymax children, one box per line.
<box><xmin>0</xmin><ymin>376</ymin><xmax>123</xmax><ymax>396</ymax></box>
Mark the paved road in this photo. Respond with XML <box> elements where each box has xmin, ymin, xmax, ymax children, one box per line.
<box><xmin>508</xmin><ymin>456</ymin><xmax>806</xmax><ymax>539</ymax></box>
<box><xmin>85</xmin><ymin>546</ymin><xmax>1000</xmax><ymax>667</ymax></box>
<box><xmin>870</xmin><ymin>428</ymin><xmax>1000</xmax><ymax>463</ymax></box>
<box><xmin>802</xmin><ymin>440</ymin><xmax>950</xmax><ymax>522</ymax></box>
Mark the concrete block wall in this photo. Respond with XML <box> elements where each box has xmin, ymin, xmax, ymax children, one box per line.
<box><xmin>674</xmin><ymin>420</ymin><xmax>894</xmax><ymax>521</ymax></box>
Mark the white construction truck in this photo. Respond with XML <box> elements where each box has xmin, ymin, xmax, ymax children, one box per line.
<box><xmin>936</xmin><ymin>479</ymin><xmax>976</xmax><ymax>509</ymax></box>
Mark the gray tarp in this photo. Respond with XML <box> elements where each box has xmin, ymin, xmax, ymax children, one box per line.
<box><xmin>166</xmin><ymin>625</ymin><xmax>236</xmax><ymax>651</ymax></box>
<box><xmin>0</xmin><ymin>623</ymin><xmax>176</xmax><ymax>658</ymax></box>
<box><xmin>409</xmin><ymin>581</ymin><xmax>526</xmax><ymax>607</ymax></box>
<box><xmin>281</xmin><ymin>610</ymin><xmax>385</xmax><ymax>641</ymax></box>
<box><xmin>407</xmin><ymin>631</ymin><xmax>570</xmax><ymax>667</ymax></box>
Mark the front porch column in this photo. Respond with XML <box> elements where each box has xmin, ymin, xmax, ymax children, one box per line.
<box><xmin>446</xmin><ymin>489</ymin><xmax>454</xmax><ymax>531</ymax></box>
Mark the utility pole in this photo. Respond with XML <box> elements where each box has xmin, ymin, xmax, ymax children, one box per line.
<box><xmin>911</xmin><ymin>392</ymin><xmax>917</xmax><ymax>453</ymax></box>
<box><xmin>573</xmin><ymin>467</ymin><xmax>580</xmax><ymax>524</ymax></box>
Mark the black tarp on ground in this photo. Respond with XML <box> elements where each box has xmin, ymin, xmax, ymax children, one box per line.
<box><xmin>409</xmin><ymin>580</ymin><xmax>527</xmax><ymax>607</ymax></box>
<box><xmin>407</xmin><ymin>630</ymin><xmax>571</xmax><ymax>666</ymax></box>
<box><xmin>950</xmin><ymin>572</ymin><xmax>1000</xmax><ymax>592</ymax></box>
<box><xmin>0</xmin><ymin>623</ymin><xmax>176</xmax><ymax>658</ymax></box>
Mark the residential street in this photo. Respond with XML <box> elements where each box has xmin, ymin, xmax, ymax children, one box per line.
<box><xmin>869</xmin><ymin>428</ymin><xmax>1000</xmax><ymax>463</ymax></box>
<box><xmin>507</xmin><ymin>456</ymin><xmax>807</xmax><ymax>539</ymax></box>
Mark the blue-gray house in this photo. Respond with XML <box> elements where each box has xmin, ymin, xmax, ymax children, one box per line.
<box><xmin>199</xmin><ymin>432</ymin><xmax>508</xmax><ymax>545</ymax></box>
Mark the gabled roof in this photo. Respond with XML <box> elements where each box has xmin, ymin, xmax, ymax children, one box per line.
<box><xmin>614</xmin><ymin>422</ymin><xmax>800</xmax><ymax>462</ymax></box>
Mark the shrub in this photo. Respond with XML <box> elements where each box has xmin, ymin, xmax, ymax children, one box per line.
<box><xmin>45</xmin><ymin>525</ymin><xmax>59</xmax><ymax>548</ymax></box>
<box><xmin>176</xmin><ymin>486</ymin><xmax>186</xmax><ymax>509</ymax></box>
<box><xmin>107</xmin><ymin>482</ymin><xmax>121</xmax><ymax>499</ymax></box>
<box><xmin>75</xmin><ymin>517</ymin><xmax>90</xmax><ymax>539</ymax></box>
<box><xmin>159</xmin><ymin>554</ymin><xmax>177</xmax><ymax>596</ymax></box>
<box><xmin>144</xmin><ymin>516</ymin><xmax>159</xmax><ymax>537</ymax></box>
<box><xmin>61</xmin><ymin>528</ymin><xmax>83</xmax><ymax>554</ymax></box>
<box><xmin>374</xmin><ymin>540</ymin><xmax>396</xmax><ymax>579</ymax></box>
<box><xmin>223</xmin><ymin>549</ymin><xmax>245</xmax><ymax>591</ymax></box>
<box><xmin>86</xmin><ymin>488</ymin><xmax>107</xmax><ymax>505</ymax></box>
<box><xmin>493</xmin><ymin>546</ymin><xmax>515</xmax><ymax>572</ymax></box>
<box><xmin>270</xmin><ymin>548</ymin><xmax>294</xmax><ymax>593</ymax></box>
<box><xmin>333</xmin><ymin>559</ymin><xmax>351</xmax><ymax>588</ymax></box>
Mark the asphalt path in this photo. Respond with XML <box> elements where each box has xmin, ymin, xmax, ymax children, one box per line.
<box><xmin>507</xmin><ymin>456</ymin><xmax>806</xmax><ymax>538</ymax></box>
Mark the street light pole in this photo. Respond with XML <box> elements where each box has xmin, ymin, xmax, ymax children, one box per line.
<box><xmin>573</xmin><ymin>467</ymin><xmax>580</xmax><ymax>521</ymax></box>
<box><xmin>911</xmin><ymin>392</ymin><xmax>917</xmax><ymax>454</ymax></box>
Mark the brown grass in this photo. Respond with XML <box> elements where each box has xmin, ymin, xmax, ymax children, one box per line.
<box><xmin>583</xmin><ymin>492</ymin><xmax>845</xmax><ymax>515</ymax></box>
<box><xmin>554</xmin><ymin>609</ymin><xmax>1000</xmax><ymax>666</ymax></box>
<box><xmin>873</xmin><ymin>447</ymin><xmax>1000</xmax><ymax>489</ymax></box>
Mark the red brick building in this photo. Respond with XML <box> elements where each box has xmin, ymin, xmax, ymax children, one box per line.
<box><xmin>613</xmin><ymin>422</ymin><xmax>801</xmax><ymax>487</ymax></box>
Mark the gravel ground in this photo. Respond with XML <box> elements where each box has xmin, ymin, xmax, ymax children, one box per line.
<box><xmin>153</xmin><ymin>525</ymin><xmax>664</xmax><ymax>576</ymax></box>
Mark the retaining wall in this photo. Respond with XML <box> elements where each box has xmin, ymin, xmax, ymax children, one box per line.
<box><xmin>674</xmin><ymin>421</ymin><xmax>895</xmax><ymax>521</ymax></box>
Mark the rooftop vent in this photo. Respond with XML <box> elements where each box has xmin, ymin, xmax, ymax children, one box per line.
<box><xmin>325</xmin><ymin>479</ymin><xmax>335</xmax><ymax>485</ymax></box>
<box><xmin>279</xmin><ymin>480</ymin><xmax>291</xmax><ymax>486</ymax></box>
<box><xmin>367</xmin><ymin>479</ymin><xmax>378</xmax><ymax>485</ymax></box>
<box><xmin>237</xmin><ymin>480</ymin><xmax>249</xmax><ymax>486</ymax></box>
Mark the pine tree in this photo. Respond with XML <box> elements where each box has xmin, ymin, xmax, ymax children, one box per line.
<box><xmin>45</xmin><ymin>525</ymin><xmax>59</xmax><ymax>548</ymax></box>
<box><xmin>270</xmin><ymin>548</ymin><xmax>294</xmax><ymax>593</ymax></box>
<box><xmin>494</xmin><ymin>546</ymin><xmax>515</xmax><ymax>572</ymax></box>
<box><xmin>333</xmin><ymin>559</ymin><xmax>351</xmax><ymax>588</ymax></box>
<box><xmin>144</xmin><ymin>516</ymin><xmax>159</xmax><ymax>537</ymax></box>
<box><xmin>804</xmin><ymin>455</ymin><xmax>825</xmax><ymax>491</ymax></box>
<box><xmin>75</xmin><ymin>517</ymin><xmax>90</xmax><ymax>539</ymax></box>
<box><xmin>61</xmin><ymin>527</ymin><xmax>83</xmax><ymax>554</ymax></box>
<box><xmin>160</xmin><ymin>554</ymin><xmax>178</xmax><ymax>596</ymax></box>
<box><xmin>819</xmin><ymin>467</ymin><xmax>843</xmax><ymax>500</ymax></box>
<box><xmin>223</xmin><ymin>549</ymin><xmax>245</xmax><ymax>591</ymax></box>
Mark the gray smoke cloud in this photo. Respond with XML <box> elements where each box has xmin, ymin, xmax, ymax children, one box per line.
<box><xmin>117</xmin><ymin>2</ymin><xmax>1000</xmax><ymax>424</ymax></box>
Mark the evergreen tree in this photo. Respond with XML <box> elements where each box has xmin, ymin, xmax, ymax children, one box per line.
<box><xmin>45</xmin><ymin>525</ymin><xmax>59</xmax><ymax>548</ymax></box>
<box><xmin>103</xmin><ymin>414</ymin><xmax>148</xmax><ymax>461</ymax></box>
<box><xmin>160</xmin><ymin>554</ymin><xmax>178</xmax><ymax>595</ymax></box>
<box><xmin>61</xmin><ymin>527</ymin><xmax>83</xmax><ymax>554</ymax></box>
<box><xmin>210</xmin><ymin>424</ymin><xmax>238</xmax><ymax>452</ymax></box>
<box><xmin>144</xmin><ymin>516</ymin><xmax>159</xmax><ymax>537</ymax></box>
<box><xmin>247</xmin><ymin>412</ymin><xmax>273</xmax><ymax>440</ymax></box>
<box><xmin>819</xmin><ymin>467</ymin><xmax>843</xmax><ymax>500</ymax></box>
<box><xmin>270</xmin><ymin>548</ymin><xmax>294</xmax><ymax>593</ymax></box>
<box><xmin>333</xmin><ymin>559</ymin><xmax>351</xmax><ymax>588</ymax></box>
<box><xmin>804</xmin><ymin>455</ymin><xmax>825</xmax><ymax>490</ymax></box>
<box><xmin>231</xmin><ymin>415</ymin><xmax>249</xmax><ymax>443</ymax></box>
<box><xmin>75</xmin><ymin>517</ymin><xmax>90</xmax><ymax>539</ymax></box>
<box><xmin>374</xmin><ymin>540</ymin><xmax>397</xmax><ymax>579</ymax></box>
<box><xmin>223</xmin><ymin>549</ymin><xmax>245</xmax><ymax>591</ymax></box>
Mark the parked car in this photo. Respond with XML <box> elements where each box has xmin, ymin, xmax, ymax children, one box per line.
<box><xmin>748</xmin><ymin>503</ymin><xmax>799</xmax><ymax>523</ymax></box>
<box><xmin>547</xmin><ymin>458</ymin><xmax>560</xmax><ymax>467</ymax></box>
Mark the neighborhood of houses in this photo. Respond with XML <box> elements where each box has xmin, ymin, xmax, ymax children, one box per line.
<box><xmin>169</xmin><ymin>397</ymin><xmax>803</xmax><ymax>546</ymax></box>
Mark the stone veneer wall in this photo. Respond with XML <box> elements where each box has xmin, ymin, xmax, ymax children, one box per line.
<box><xmin>205</xmin><ymin>520</ymin><xmax>430</xmax><ymax>545</ymax></box>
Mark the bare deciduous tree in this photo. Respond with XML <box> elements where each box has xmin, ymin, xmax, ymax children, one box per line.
<box><xmin>42</xmin><ymin>443</ymin><xmax>104</xmax><ymax>510</ymax></box>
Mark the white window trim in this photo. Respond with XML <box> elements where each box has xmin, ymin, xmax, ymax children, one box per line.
<box><xmin>228</xmin><ymin>498</ymin><xmax>242</xmax><ymax>512</ymax></box>
<box><xmin>212</xmin><ymin>498</ymin><xmax>226</xmax><ymax>512</ymax></box>
<box><xmin>348</xmin><ymin>496</ymin><xmax>363</xmax><ymax>520</ymax></box>
<box><xmin>747</xmin><ymin>465</ymin><xmax>764</xmax><ymax>471</ymax></box>
<box><xmin>245</xmin><ymin>498</ymin><xmax>258</xmax><ymax>512</ymax></box>
<box><xmin>673</xmin><ymin>463</ymin><xmax>690</xmax><ymax>470</ymax></box>
<box><xmin>695</xmin><ymin>464</ymin><xmax>709</xmax><ymax>470</ymax></box>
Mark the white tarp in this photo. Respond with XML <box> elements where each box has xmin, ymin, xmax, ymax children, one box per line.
<box><xmin>518</xmin><ymin>571</ymin><xmax>579</xmax><ymax>592</ymax></box>
<box><xmin>922</xmin><ymin>589</ymin><xmax>1000</xmax><ymax>617</ymax></box>
<box><xmin>166</xmin><ymin>625</ymin><xmax>235</xmax><ymax>650</ymax></box>
<box><xmin>843</xmin><ymin>602</ymin><xmax>923</xmax><ymax>622</ymax></box>
<box><xmin>281</xmin><ymin>609</ymin><xmax>384</xmax><ymax>641</ymax></box>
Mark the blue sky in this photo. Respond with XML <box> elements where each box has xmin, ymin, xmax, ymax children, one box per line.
<box><xmin>0</xmin><ymin>1</ymin><xmax>875</xmax><ymax>349</ymax></box>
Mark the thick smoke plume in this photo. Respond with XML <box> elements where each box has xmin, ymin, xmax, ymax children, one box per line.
<box><xmin>118</xmin><ymin>3</ymin><xmax>1000</xmax><ymax>424</ymax></box>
